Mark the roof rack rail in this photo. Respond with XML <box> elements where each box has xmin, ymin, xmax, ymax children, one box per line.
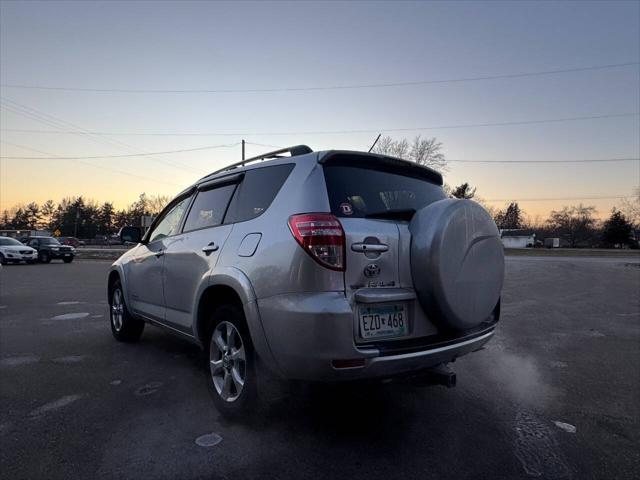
<box><xmin>209</xmin><ymin>145</ymin><xmax>313</xmax><ymax>176</ymax></box>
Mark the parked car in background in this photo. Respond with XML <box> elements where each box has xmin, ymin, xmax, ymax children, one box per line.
<box><xmin>108</xmin><ymin>145</ymin><xmax>504</xmax><ymax>416</ymax></box>
<box><xmin>58</xmin><ymin>236</ymin><xmax>83</xmax><ymax>248</ymax></box>
<box><xmin>0</xmin><ymin>237</ymin><xmax>37</xmax><ymax>264</ymax></box>
<box><xmin>24</xmin><ymin>236</ymin><xmax>75</xmax><ymax>263</ymax></box>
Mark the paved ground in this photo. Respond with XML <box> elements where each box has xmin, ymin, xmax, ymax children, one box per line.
<box><xmin>0</xmin><ymin>257</ymin><xmax>638</xmax><ymax>480</ymax></box>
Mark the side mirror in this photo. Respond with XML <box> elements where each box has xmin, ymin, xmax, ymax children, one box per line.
<box><xmin>119</xmin><ymin>226</ymin><xmax>142</xmax><ymax>244</ymax></box>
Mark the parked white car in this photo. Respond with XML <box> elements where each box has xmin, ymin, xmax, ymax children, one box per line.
<box><xmin>0</xmin><ymin>237</ymin><xmax>38</xmax><ymax>264</ymax></box>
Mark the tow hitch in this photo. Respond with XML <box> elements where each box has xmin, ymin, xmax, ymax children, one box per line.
<box><xmin>407</xmin><ymin>364</ymin><xmax>457</xmax><ymax>388</ymax></box>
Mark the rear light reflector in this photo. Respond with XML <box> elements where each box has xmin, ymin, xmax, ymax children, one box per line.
<box><xmin>288</xmin><ymin>213</ymin><xmax>345</xmax><ymax>271</ymax></box>
<box><xmin>332</xmin><ymin>358</ymin><xmax>366</xmax><ymax>369</ymax></box>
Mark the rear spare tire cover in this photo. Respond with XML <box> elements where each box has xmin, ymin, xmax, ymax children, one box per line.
<box><xmin>409</xmin><ymin>199</ymin><xmax>504</xmax><ymax>330</ymax></box>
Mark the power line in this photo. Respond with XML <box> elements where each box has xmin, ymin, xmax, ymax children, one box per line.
<box><xmin>2</xmin><ymin>112</ymin><xmax>638</xmax><ymax>137</ymax></box>
<box><xmin>0</xmin><ymin>97</ymin><xmax>207</xmax><ymax>174</ymax></box>
<box><xmin>0</xmin><ymin>142</ymin><xmax>241</xmax><ymax>160</ymax></box>
<box><xmin>0</xmin><ymin>140</ymin><xmax>183</xmax><ymax>187</ymax></box>
<box><xmin>484</xmin><ymin>195</ymin><xmax>633</xmax><ymax>202</ymax></box>
<box><xmin>448</xmin><ymin>158</ymin><xmax>639</xmax><ymax>164</ymax></box>
<box><xmin>1</xmin><ymin>62</ymin><xmax>637</xmax><ymax>94</ymax></box>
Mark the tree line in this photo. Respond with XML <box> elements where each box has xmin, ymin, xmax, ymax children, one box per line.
<box><xmin>0</xmin><ymin>193</ymin><xmax>170</xmax><ymax>238</ymax></box>
<box><xmin>2</xmin><ymin>135</ymin><xmax>637</xmax><ymax>247</ymax></box>
<box><xmin>373</xmin><ymin>135</ymin><xmax>638</xmax><ymax>248</ymax></box>
<box><xmin>450</xmin><ymin>188</ymin><xmax>638</xmax><ymax>248</ymax></box>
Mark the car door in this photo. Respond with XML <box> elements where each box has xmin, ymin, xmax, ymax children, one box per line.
<box><xmin>162</xmin><ymin>179</ymin><xmax>238</xmax><ymax>332</ymax></box>
<box><xmin>126</xmin><ymin>195</ymin><xmax>192</xmax><ymax>321</ymax></box>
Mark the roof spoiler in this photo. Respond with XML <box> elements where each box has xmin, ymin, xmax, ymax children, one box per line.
<box><xmin>319</xmin><ymin>150</ymin><xmax>443</xmax><ymax>186</ymax></box>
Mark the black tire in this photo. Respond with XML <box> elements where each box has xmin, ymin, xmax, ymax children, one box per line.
<box><xmin>63</xmin><ymin>257</ymin><xmax>74</xmax><ymax>263</ymax></box>
<box><xmin>109</xmin><ymin>279</ymin><xmax>144</xmax><ymax>342</ymax></box>
<box><xmin>38</xmin><ymin>251</ymin><xmax>51</xmax><ymax>264</ymax></box>
<box><xmin>26</xmin><ymin>260</ymin><xmax>36</xmax><ymax>265</ymax></box>
<box><xmin>206</xmin><ymin>304</ymin><xmax>258</xmax><ymax>417</ymax></box>
<box><xmin>0</xmin><ymin>253</ymin><xmax>6</xmax><ymax>265</ymax></box>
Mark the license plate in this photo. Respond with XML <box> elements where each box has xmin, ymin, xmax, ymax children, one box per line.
<box><xmin>359</xmin><ymin>303</ymin><xmax>408</xmax><ymax>340</ymax></box>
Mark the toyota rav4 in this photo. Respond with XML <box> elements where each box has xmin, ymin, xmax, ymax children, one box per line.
<box><xmin>108</xmin><ymin>146</ymin><xmax>504</xmax><ymax>415</ymax></box>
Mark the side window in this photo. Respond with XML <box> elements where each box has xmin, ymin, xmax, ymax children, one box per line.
<box><xmin>28</xmin><ymin>239</ymin><xmax>39</xmax><ymax>247</ymax></box>
<box><xmin>224</xmin><ymin>164</ymin><xmax>294</xmax><ymax>224</ymax></box>
<box><xmin>183</xmin><ymin>184</ymin><xmax>236</xmax><ymax>233</ymax></box>
<box><xmin>148</xmin><ymin>196</ymin><xmax>191</xmax><ymax>243</ymax></box>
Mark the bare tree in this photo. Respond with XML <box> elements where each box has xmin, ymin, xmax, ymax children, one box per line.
<box><xmin>619</xmin><ymin>187</ymin><xmax>640</xmax><ymax>227</ymax></box>
<box><xmin>451</xmin><ymin>182</ymin><xmax>476</xmax><ymax>199</ymax></box>
<box><xmin>410</xmin><ymin>136</ymin><xmax>446</xmax><ymax>170</ymax></box>
<box><xmin>373</xmin><ymin>135</ymin><xmax>447</xmax><ymax>171</ymax></box>
<box><xmin>547</xmin><ymin>204</ymin><xmax>597</xmax><ymax>247</ymax></box>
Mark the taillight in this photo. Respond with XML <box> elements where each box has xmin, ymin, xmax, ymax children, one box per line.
<box><xmin>288</xmin><ymin>213</ymin><xmax>345</xmax><ymax>271</ymax></box>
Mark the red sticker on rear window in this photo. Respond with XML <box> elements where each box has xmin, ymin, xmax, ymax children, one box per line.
<box><xmin>340</xmin><ymin>203</ymin><xmax>353</xmax><ymax>215</ymax></box>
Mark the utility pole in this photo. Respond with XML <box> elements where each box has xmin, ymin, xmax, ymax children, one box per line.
<box><xmin>241</xmin><ymin>139</ymin><xmax>245</xmax><ymax>165</ymax></box>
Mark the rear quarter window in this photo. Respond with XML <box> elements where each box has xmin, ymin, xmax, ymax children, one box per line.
<box><xmin>183</xmin><ymin>184</ymin><xmax>236</xmax><ymax>233</ymax></box>
<box><xmin>224</xmin><ymin>164</ymin><xmax>294</xmax><ymax>224</ymax></box>
<box><xmin>323</xmin><ymin>165</ymin><xmax>446</xmax><ymax>218</ymax></box>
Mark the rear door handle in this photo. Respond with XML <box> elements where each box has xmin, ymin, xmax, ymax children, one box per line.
<box><xmin>154</xmin><ymin>250</ymin><xmax>165</xmax><ymax>257</ymax></box>
<box><xmin>202</xmin><ymin>242</ymin><xmax>219</xmax><ymax>255</ymax></box>
<box><xmin>351</xmin><ymin>243</ymin><xmax>388</xmax><ymax>253</ymax></box>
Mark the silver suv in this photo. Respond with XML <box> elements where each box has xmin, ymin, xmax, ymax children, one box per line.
<box><xmin>108</xmin><ymin>146</ymin><xmax>504</xmax><ymax>414</ymax></box>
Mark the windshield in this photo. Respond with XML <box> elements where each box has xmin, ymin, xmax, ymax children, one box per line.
<box><xmin>0</xmin><ymin>237</ymin><xmax>23</xmax><ymax>246</ymax></box>
<box><xmin>323</xmin><ymin>164</ymin><xmax>446</xmax><ymax>218</ymax></box>
<box><xmin>40</xmin><ymin>237</ymin><xmax>61</xmax><ymax>245</ymax></box>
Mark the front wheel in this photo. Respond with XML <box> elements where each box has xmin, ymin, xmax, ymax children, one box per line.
<box><xmin>109</xmin><ymin>279</ymin><xmax>144</xmax><ymax>342</ymax></box>
<box><xmin>63</xmin><ymin>257</ymin><xmax>74</xmax><ymax>263</ymax></box>
<box><xmin>207</xmin><ymin>305</ymin><xmax>258</xmax><ymax>416</ymax></box>
<box><xmin>0</xmin><ymin>253</ymin><xmax>6</xmax><ymax>265</ymax></box>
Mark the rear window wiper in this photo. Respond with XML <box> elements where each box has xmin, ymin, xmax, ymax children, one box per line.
<box><xmin>364</xmin><ymin>208</ymin><xmax>416</xmax><ymax>221</ymax></box>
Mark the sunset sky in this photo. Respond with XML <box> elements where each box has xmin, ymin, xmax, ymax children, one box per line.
<box><xmin>1</xmin><ymin>1</ymin><xmax>638</xmax><ymax>221</ymax></box>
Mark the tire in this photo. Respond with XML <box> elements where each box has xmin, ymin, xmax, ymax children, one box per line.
<box><xmin>207</xmin><ymin>304</ymin><xmax>258</xmax><ymax>417</ymax></box>
<box><xmin>0</xmin><ymin>253</ymin><xmax>6</xmax><ymax>266</ymax></box>
<box><xmin>63</xmin><ymin>257</ymin><xmax>74</xmax><ymax>263</ymax></box>
<box><xmin>109</xmin><ymin>279</ymin><xmax>144</xmax><ymax>342</ymax></box>
<box><xmin>38</xmin><ymin>251</ymin><xmax>51</xmax><ymax>264</ymax></box>
<box><xmin>26</xmin><ymin>260</ymin><xmax>36</xmax><ymax>265</ymax></box>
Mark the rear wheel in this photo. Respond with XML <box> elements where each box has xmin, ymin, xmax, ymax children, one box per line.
<box><xmin>207</xmin><ymin>304</ymin><xmax>258</xmax><ymax>416</ymax></box>
<box><xmin>109</xmin><ymin>279</ymin><xmax>144</xmax><ymax>342</ymax></box>
<box><xmin>38</xmin><ymin>251</ymin><xmax>51</xmax><ymax>264</ymax></box>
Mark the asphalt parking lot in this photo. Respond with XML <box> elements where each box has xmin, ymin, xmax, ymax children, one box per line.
<box><xmin>1</xmin><ymin>256</ymin><xmax>639</xmax><ymax>480</ymax></box>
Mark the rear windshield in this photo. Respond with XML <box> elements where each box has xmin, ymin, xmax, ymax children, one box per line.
<box><xmin>323</xmin><ymin>165</ymin><xmax>446</xmax><ymax>218</ymax></box>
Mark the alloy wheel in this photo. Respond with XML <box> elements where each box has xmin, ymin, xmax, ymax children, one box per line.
<box><xmin>209</xmin><ymin>321</ymin><xmax>246</xmax><ymax>402</ymax></box>
<box><xmin>111</xmin><ymin>288</ymin><xmax>124</xmax><ymax>332</ymax></box>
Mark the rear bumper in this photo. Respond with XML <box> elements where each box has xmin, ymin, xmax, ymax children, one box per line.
<box><xmin>50</xmin><ymin>251</ymin><xmax>75</xmax><ymax>259</ymax></box>
<box><xmin>257</xmin><ymin>292</ymin><xmax>495</xmax><ymax>381</ymax></box>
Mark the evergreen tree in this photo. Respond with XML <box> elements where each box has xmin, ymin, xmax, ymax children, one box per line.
<box><xmin>494</xmin><ymin>202</ymin><xmax>523</xmax><ymax>229</ymax></box>
<box><xmin>602</xmin><ymin>209</ymin><xmax>633</xmax><ymax>247</ymax></box>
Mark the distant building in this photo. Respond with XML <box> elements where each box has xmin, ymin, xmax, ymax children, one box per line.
<box><xmin>544</xmin><ymin>237</ymin><xmax>560</xmax><ymax>248</ymax></box>
<box><xmin>500</xmin><ymin>229</ymin><xmax>535</xmax><ymax>249</ymax></box>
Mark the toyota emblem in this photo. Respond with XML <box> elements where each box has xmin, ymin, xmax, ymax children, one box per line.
<box><xmin>364</xmin><ymin>264</ymin><xmax>380</xmax><ymax>278</ymax></box>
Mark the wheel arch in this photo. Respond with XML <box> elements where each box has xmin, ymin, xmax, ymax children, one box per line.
<box><xmin>195</xmin><ymin>267</ymin><xmax>282</xmax><ymax>378</ymax></box>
